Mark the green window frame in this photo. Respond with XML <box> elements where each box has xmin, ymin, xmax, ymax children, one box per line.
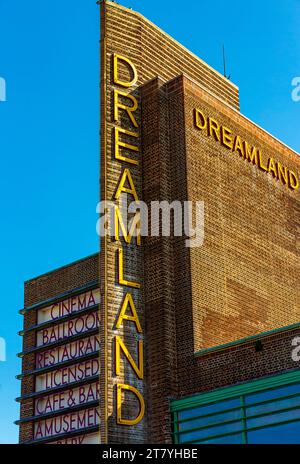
<box><xmin>171</xmin><ymin>369</ymin><xmax>300</xmax><ymax>444</ymax></box>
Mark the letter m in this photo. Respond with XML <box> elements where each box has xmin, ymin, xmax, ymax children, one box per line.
<box><xmin>244</xmin><ymin>142</ymin><xmax>258</xmax><ymax>164</ymax></box>
<box><xmin>114</xmin><ymin>206</ymin><xmax>141</xmax><ymax>245</ymax></box>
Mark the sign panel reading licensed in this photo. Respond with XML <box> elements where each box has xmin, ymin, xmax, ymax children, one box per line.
<box><xmin>35</xmin><ymin>358</ymin><xmax>100</xmax><ymax>392</ymax></box>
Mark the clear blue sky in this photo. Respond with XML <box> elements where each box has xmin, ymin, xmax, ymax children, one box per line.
<box><xmin>0</xmin><ymin>0</ymin><xmax>299</xmax><ymax>444</ymax></box>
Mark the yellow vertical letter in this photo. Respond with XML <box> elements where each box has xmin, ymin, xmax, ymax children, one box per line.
<box><xmin>116</xmin><ymin>383</ymin><xmax>145</xmax><ymax>426</ymax></box>
<box><xmin>114</xmin><ymin>207</ymin><xmax>141</xmax><ymax>246</ymax></box>
<box><xmin>118</xmin><ymin>247</ymin><xmax>141</xmax><ymax>289</ymax></box>
<box><xmin>114</xmin><ymin>127</ymin><xmax>139</xmax><ymax>165</ymax></box>
<box><xmin>115</xmin><ymin>336</ymin><xmax>144</xmax><ymax>379</ymax></box>
<box><xmin>115</xmin><ymin>168</ymin><xmax>139</xmax><ymax>201</ymax></box>
<box><xmin>116</xmin><ymin>293</ymin><xmax>142</xmax><ymax>333</ymax></box>
<box><xmin>114</xmin><ymin>90</ymin><xmax>138</xmax><ymax>128</ymax></box>
<box><xmin>113</xmin><ymin>53</ymin><xmax>138</xmax><ymax>88</ymax></box>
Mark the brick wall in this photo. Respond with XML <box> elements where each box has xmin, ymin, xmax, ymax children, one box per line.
<box><xmin>181</xmin><ymin>75</ymin><xmax>300</xmax><ymax>353</ymax></box>
<box><xmin>139</xmin><ymin>74</ymin><xmax>299</xmax><ymax>443</ymax></box>
<box><xmin>191</xmin><ymin>327</ymin><xmax>300</xmax><ymax>396</ymax></box>
<box><xmin>141</xmin><ymin>78</ymin><xmax>179</xmax><ymax>443</ymax></box>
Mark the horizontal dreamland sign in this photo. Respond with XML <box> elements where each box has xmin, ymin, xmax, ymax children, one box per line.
<box><xmin>34</xmin><ymin>406</ymin><xmax>100</xmax><ymax>440</ymax></box>
<box><xmin>35</xmin><ymin>381</ymin><xmax>100</xmax><ymax>416</ymax></box>
<box><xmin>194</xmin><ymin>108</ymin><xmax>299</xmax><ymax>190</ymax></box>
<box><xmin>48</xmin><ymin>431</ymin><xmax>100</xmax><ymax>444</ymax></box>
<box><xmin>35</xmin><ymin>357</ymin><xmax>99</xmax><ymax>392</ymax></box>
<box><xmin>36</xmin><ymin>311</ymin><xmax>100</xmax><ymax>347</ymax></box>
<box><xmin>37</xmin><ymin>288</ymin><xmax>100</xmax><ymax>324</ymax></box>
<box><xmin>35</xmin><ymin>335</ymin><xmax>100</xmax><ymax>369</ymax></box>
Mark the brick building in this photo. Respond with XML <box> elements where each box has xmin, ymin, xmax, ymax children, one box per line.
<box><xmin>17</xmin><ymin>1</ymin><xmax>300</xmax><ymax>444</ymax></box>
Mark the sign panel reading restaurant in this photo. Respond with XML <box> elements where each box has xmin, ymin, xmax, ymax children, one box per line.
<box><xmin>35</xmin><ymin>334</ymin><xmax>100</xmax><ymax>369</ymax></box>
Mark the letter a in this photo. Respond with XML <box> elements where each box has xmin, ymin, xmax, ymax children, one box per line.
<box><xmin>116</xmin><ymin>293</ymin><xmax>142</xmax><ymax>332</ymax></box>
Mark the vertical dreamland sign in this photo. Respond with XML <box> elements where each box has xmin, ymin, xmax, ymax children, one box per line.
<box><xmin>99</xmin><ymin>0</ymin><xmax>146</xmax><ymax>444</ymax></box>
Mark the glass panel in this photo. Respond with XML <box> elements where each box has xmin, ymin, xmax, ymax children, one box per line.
<box><xmin>179</xmin><ymin>408</ymin><xmax>242</xmax><ymax>432</ymax></box>
<box><xmin>201</xmin><ymin>433</ymin><xmax>244</xmax><ymax>444</ymax></box>
<box><xmin>247</xmin><ymin>406</ymin><xmax>300</xmax><ymax>428</ymax></box>
<box><xmin>178</xmin><ymin>398</ymin><xmax>240</xmax><ymax>421</ymax></box>
<box><xmin>179</xmin><ymin>420</ymin><xmax>243</xmax><ymax>444</ymax></box>
<box><xmin>246</xmin><ymin>395</ymin><xmax>300</xmax><ymax>417</ymax></box>
<box><xmin>247</xmin><ymin>420</ymin><xmax>300</xmax><ymax>444</ymax></box>
<box><xmin>245</xmin><ymin>383</ymin><xmax>300</xmax><ymax>405</ymax></box>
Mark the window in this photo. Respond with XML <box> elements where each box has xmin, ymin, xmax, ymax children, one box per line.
<box><xmin>171</xmin><ymin>371</ymin><xmax>300</xmax><ymax>444</ymax></box>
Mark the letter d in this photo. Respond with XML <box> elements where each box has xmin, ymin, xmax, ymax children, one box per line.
<box><xmin>117</xmin><ymin>383</ymin><xmax>145</xmax><ymax>426</ymax></box>
<box><xmin>113</xmin><ymin>54</ymin><xmax>138</xmax><ymax>88</ymax></box>
<box><xmin>289</xmin><ymin>170</ymin><xmax>299</xmax><ymax>191</ymax></box>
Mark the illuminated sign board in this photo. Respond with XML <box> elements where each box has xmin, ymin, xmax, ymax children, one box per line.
<box><xmin>37</xmin><ymin>288</ymin><xmax>100</xmax><ymax>324</ymax></box>
<box><xmin>35</xmin><ymin>381</ymin><xmax>99</xmax><ymax>416</ymax></box>
<box><xmin>49</xmin><ymin>432</ymin><xmax>100</xmax><ymax>444</ymax></box>
<box><xmin>35</xmin><ymin>334</ymin><xmax>100</xmax><ymax>369</ymax></box>
<box><xmin>194</xmin><ymin>109</ymin><xmax>299</xmax><ymax>190</ymax></box>
<box><xmin>35</xmin><ymin>358</ymin><xmax>100</xmax><ymax>392</ymax></box>
<box><xmin>34</xmin><ymin>406</ymin><xmax>100</xmax><ymax>440</ymax></box>
<box><xmin>31</xmin><ymin>286</ymin><xmax>100</xmax><ymax>444</ymax></box>
<box><xmin>37</xmin><ymin>310</ymin><xmax>100</xmax><ymax>347</ymax></box>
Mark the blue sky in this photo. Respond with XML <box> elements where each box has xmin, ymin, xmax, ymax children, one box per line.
<box><xmin>0</xmin><ymin>0</ymin><xmax>299</xmax><ymax>444</ymax></box>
